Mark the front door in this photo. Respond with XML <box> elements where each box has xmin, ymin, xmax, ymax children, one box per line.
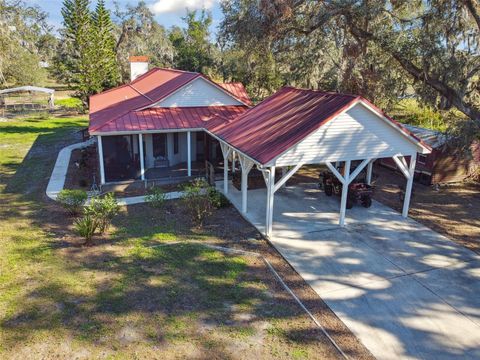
<box><xmin>152</xmin><ymin>133</ymin><xmax>167</xmax><ymax>159</ymax></box>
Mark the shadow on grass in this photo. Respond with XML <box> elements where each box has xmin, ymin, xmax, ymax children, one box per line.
<box><xmin>0</xmin><ymin>117</ymin><xmax>343</xmax><ymax>358</ymax></box>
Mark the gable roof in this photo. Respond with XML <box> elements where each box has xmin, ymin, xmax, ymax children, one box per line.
<box><xmin>89</xmin><ymin>68</ymin><xmax>251</xmax><ymax>133</ymax></box>
<box><xmin>209</xmin><ymin>87</ymin><xmax>431</xmax><ymax>164</ymax></box>
<box><xmin>218</xmin><ymin>82</ymin><xmax>252</xmax><ymax>106</ymax></box>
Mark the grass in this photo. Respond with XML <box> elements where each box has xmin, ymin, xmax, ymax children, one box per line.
<box><xmin>55</xmin><ymin>97</ymin><xmax>83</xmax><ymax>109</ymax></box>
<box><xmin>0</xmin><ymin>113</ymin><xmax>338</xmax><ymax>358</ymax></box>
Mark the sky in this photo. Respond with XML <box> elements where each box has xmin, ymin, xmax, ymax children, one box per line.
<box><xmin>25</xmin><ymin>0</ymin><xmax>224</xmax><ymax>35</ymax></box>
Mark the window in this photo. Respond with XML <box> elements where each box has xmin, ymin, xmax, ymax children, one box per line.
<box><xmin>417</xmin><ymin>154</ymin><xmax>427</xmax><ymax>165</ymax></box>
<box><xmin>152</xmin><ymin>133</ymin><xmax>167</xmax><ymax>159</ymax></box>
<box><xmin>174</xmin><ymin>133</ymin><xmax>179</xmax><ymax>154</ymax></box>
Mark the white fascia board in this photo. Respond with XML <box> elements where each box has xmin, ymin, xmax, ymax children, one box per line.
<box><xmin>90</xmin><ymin>128</ymin><xmax>203</xmax><ymax>136</ymax></box>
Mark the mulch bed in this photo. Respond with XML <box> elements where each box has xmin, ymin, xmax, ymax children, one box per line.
<box><xmin>64</xmin><ymin>145</ymin><xmax>99</xmax><ymax>190</ymax></box>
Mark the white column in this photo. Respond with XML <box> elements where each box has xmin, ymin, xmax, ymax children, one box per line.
<box><xmin>366</xmin><ymin>160</ymin><xmax>373</xmax><ymax>185</ymax></box>
<box><xmin>221</xmin><ymin>146</ymin><xmax>231</xmax><ymax>194</ymax></box>
<box><xmin>339</xmin><ymin>160</ymin><xmax>351</xmax><ymax>227</ymax></box>
<box><xmin>97</xmin><ymin>135</ymin><xmax>105</xmax><ymax>185</ymax></box>
<box><xmin>239</xmin><ymin>157</ymin><xmax>254</xmax><ymax>213</ymax></box>
<box><xmin>402</xmin><ymin>154</ymin><xmax>417</xmax><ymax>217</ymax></box>
<box><xmin>187</xmin><ymin>131</ymin><xmax>191</xmax><ymax>176</ymax></box>
<box><xmin>138</xmin><ymin>133</ymin><xmax>145</xmax><ymax>181</ymax></box>
<box><xmin>241</xmin><ymin>170</ymin><xmax>248</xmax><ymax>212</ymax></box>
<box><xmin>232</xmin><ymin>151</ymin><xmax>236</xmax><ymax>173</ymax></box>
<box><xmin>266</xmin><ymin>166</ymin><xmax>276</xmax><ymax>237</ymax></box>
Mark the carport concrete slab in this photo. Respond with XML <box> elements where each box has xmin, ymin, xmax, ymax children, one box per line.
<box><xmin>412</xmin><ymin>262</ymin><xmax>480</xmax><ymax>327</ymax></box>
<box><xmin>329</xmin><ymin>275</ymin><xmax>480</xmax><ymax>360</ymax></box>
<box><xmin>219</xmin><ymin>181</ymin><xmax>480</xmax><ymax>359</ymax></box>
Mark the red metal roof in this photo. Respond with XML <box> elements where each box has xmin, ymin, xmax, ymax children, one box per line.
<box><xmin>209</xmin><ymin>87</ymin><xmax>359</xmax><ymax>164</ymax></box>
<box><xmin>209</xmin><ymin>87</ymin><xmax>431</xmax><ymax>164</ymax></box>
<box><xmin>89</xmin><ymin>68</ymin><xmax>199</xmax><ymax>132</ymax></box>
<box><xmin>89</xmin><ymin>68</ymin><xmax>251</xmax><ymax>133</ymax></box>
<box><xmin>94</xmin><ymin>106</ymin><xmax>248</xmax><ymax>133</ymax></box>
<box><xmin>218</xmin><ymin>82</ymin><xmax>252</xmax><ymax>106</ymax></box>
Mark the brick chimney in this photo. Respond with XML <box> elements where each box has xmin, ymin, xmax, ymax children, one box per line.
<box><xmin>129</xmin><ymin>56</ymin><xmax>149</xmax><ymax>81</ymax></box>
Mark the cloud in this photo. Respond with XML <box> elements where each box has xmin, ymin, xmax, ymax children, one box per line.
<box><xmin>150</xmin><ymin>0</ymin><xmax>217</xmax><ymax>15</ymax></box>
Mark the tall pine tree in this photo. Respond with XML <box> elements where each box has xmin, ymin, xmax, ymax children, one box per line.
<box><xmin>56</xmin><ymin>0</ymin><xmax>94</xmax><ymax>105</ymax></box>
<box><xmin>55</xmin><ymin>0</ymin><xmax>119</xmax><ymax>106</ymax></box>
<box><xmin>92</xmin><ymin>0</ymin><xmax>119</xmax><ymax>89</ymax></box>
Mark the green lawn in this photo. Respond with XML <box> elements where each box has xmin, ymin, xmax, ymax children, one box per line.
<box><xmin>0</xmin><ymin>114</ymin><xmax>340</xmax><ymax>359</ymax></box>
<box><xmin>56</xmin><ymin>97</ymin><xmax>83</xmax><ymax>109</ymax></box>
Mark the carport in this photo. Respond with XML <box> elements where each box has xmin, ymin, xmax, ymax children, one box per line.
<box><xmin>208</xmin><ymin>87</ymin><xmax>431</xmax><ymax>237</ymax></box>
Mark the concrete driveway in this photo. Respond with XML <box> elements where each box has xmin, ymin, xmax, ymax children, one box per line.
<box><xmin>220</xmin><ymin>181</ymin><xmax>480</xmax><ymax>359</ymax></box>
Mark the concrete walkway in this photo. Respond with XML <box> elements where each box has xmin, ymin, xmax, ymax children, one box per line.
<box><xmin>220</xmin><ymin>181</ymin><xmax>480</xmax><ymax>360</ymax></box>
<box><xmin>46</xmin><ymin>139</ymin><xmax>95</xmax><ymax>200</ymax></box>
<box><xmin>46</xmin><ymin>140</ymin><xmax>184</xmax><ymax>204</ymax></box>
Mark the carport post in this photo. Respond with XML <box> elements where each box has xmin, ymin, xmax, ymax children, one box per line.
<box><xmin>266</xmin><ymin>166</ymin><xmax>276</xmax><ymax>237</ymax></box>
<box><xmin>402</xmin><ymin>154</ymin><xmax>417</xmax><ymax>217</ymax></box>
<box><xmin>220</xmin><ymin>143</ymin><xmax>232</xmax><ymax>194</ymax></box>
<box><xmin>366</xmin><ymin>160</ymin><xmax>374</xmax><ymax>185</ymax></box>
<box><xmin>339</xmin><ymin>160</ymin><xmax>351</xmax><ymax>227</ymax></box>
<box><xmin>239</xmin><ymin>156</ymin><xmax>254</xmax><ymax>213</ymax></box>
<box><xmin>97</xmin><ymin>135</ymin><xmax>105</xmax><ymax>185</ymax></box>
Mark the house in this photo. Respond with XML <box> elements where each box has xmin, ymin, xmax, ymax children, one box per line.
<box><xmin>89</xmin><ymin>57</ymin><xmax>252</xmax><ymax>184</ymax></box>
<box><xmin>379</xmin><ymin>124</ymin><xmax>480</xmax><ymax>185</ymax></box>
<box><xmin>89</xmin><ymin>58</ymin><xmax>431</xmax><ymax>235</ymax></box>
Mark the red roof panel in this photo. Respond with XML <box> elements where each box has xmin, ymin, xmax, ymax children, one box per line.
<box><xmin>94</xmin><ymin>106</ymin><xmax>248</xmax><ymax>133</ymax></box>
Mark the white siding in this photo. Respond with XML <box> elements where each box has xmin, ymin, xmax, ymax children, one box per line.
<box><xmin>156</xmin><ymin>78</ymin><xmax>243</xmax><ymax>107</ymax></box>
<box><xmin>275</xmin><ymin>103</ymin><xmax>420</xmax><ymax>166</ymax></box>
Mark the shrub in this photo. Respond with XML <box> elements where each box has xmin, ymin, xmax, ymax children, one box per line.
<box><xmin>207</xmin><ymin>187</ymin><xmax>230</xmax><ymax>209</ymax></box>
<box><xmin>145</xmin><ymin>186</ymin><xmax>167</xmax><ymax>209</ymax></box>
<box><xmin>182</xmin><ymin>178</ymin><xmax>212</xmax><ymax>227</ymax></box>
<box><xmin>84</xmin><ymin>193</ymin><xmax>120</xmax><ymax>234</ymax></box>
<box><xmin>57</xmin><ymin>189</ymin><xmax>88</xmax><ymax>216</ymax></box>
<box><xmin>74</xmin><ymin>214</ymin><xmax>98</xmax><ymax>246</ymax></box>
<box><xmin>56</xmin><ymin>97</ymin><xmax>83</xmax><ymax>111</ymax></box>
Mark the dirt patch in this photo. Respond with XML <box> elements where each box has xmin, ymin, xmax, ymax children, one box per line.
<box><xmin>371</xmin><ymin>164</ymin><xmax>480</xmax><ymax>253</ymax></box>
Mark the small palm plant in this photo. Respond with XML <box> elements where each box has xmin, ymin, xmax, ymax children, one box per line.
<box><xmin>74</xmin><ymin>214</ymin><xmax>98</xmax><ymax>246</ymax></box>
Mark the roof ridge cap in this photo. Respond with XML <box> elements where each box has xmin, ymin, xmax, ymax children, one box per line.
<box><xmin>153</xmin><ymin>67</ymin><xmax>199</xmax><ymax>75</ymax></box>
